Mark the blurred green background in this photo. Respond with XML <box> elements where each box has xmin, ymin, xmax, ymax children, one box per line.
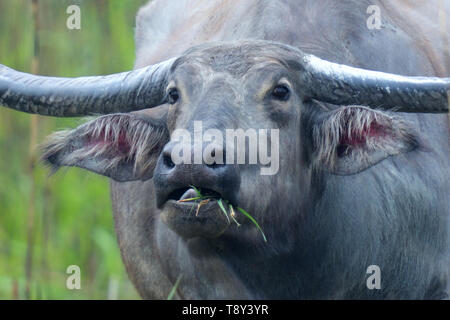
<box><xmin>0</xmin><ymin>0</ymin><xmax>149</xmax><ymax>299</ymax></box>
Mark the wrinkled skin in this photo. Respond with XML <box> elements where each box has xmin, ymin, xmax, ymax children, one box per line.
<box><xmin>108</xmin><ymin>0</ymin><xmax>449</xmax><ymax>299</ymax></box>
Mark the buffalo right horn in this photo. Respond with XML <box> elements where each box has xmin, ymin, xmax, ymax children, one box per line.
<box><xmin>0</xmin><ymin>58</ymin><xmax>176</xmax><ymax>117</ymax></box>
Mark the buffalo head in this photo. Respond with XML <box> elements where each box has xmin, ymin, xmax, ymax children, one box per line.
<box><xmin>1</xmin><ymin>40</ymin><xmax>449</xmax><ymax>242</ymax></box>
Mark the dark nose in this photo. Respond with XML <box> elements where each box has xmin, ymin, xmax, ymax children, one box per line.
<box><xmin>153</xmin><ymin>141</ymin><xmax>241</xmax><ymax>207</ymax></box>
<box><xmin>160</xmin><ymin>142</ymin><xmax>226</xmax><ymax>170</ymax></box>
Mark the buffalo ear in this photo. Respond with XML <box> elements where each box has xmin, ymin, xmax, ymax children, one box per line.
<box><xmin>42</xmin><ymin>113</ymin><xmax>169</xmax><ymax>181</ymax></box>
<box><xmin>312</xmin><ymin>106</ymin><xmax>418</xmax><ymax>175</ymax></box>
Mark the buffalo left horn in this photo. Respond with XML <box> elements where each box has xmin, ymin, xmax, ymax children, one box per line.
<box><xmin>300</xmin><ymin>54</ymin><xmax>450</xmax><ymax>113</ymax></box>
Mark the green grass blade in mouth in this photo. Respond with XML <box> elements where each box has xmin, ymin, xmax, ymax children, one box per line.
<box><xmin>190</xmin><ymin>185</ymin><xmax>203</xmax><ymax>198</ymax></box>
<box><xmin>187</xmin><ymin>201</ymin><xmax>196</xmax><ymax>216</ymax></box>
<box><xmin>217</xmin><ymin>199</ymin><xmax>230</xmax><ymax>223</ymax></box>
<box><xmin>229</xmin><ymin>204</ymin><xmax>241</xmax><ymax>227</ymax></box>
<box><xmin>178</xmin><ymin>196</ymin><xmax>217</xmax><ymax>203</ymax></box>
<box><xmin>177</xmin><ymin>196</ymin><xmax>203</xmax><ymax>202</ymax></box>
<box><xmin>186</xmin><ymin>191</ymin><xmax>265</xmax><ymax>241</ymax></box>
<box><xmin>236</xmin><ymin>207</ymin><xmax>267</xmax><ymax>242</ymax></box>
<box><xmin>167</xmin><ymin>275</ymin><xmax>182</xmax><ymax>300</ymax></box>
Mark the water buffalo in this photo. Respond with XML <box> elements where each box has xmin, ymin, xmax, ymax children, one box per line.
<box><xmin>0</xmin><ymin>0</ymin><xmax>449</xmax><ymax>299</ymax></box>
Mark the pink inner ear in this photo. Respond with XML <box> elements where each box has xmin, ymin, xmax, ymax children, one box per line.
<box><xmin>86</xmin><ymin>127</ymin><xmax>131</xmax><ymax>155</ymax></box>
<box><xmin>116</xmin><ymin>131</ymin><xmax>131</xmax><ymax>154</ymax></box>
<box><xmin>340</xmin><ymin>120</ymin><xmax>387</xmax><ymax>147</ymax></box>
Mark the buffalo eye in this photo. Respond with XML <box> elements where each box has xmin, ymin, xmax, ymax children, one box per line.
<box><xmin>168</xmin><ymin>88</ymin><xmax>180</xmax><ymax>104</ymax></box>
<box><xmin>271</xmin><ymin>84</ymin><xmax>290</xmax><ymax>101</ymax></box>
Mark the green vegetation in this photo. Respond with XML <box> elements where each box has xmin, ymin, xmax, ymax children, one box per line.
<box><xmin>183</xmin><ymin>188</ymin><xmax>267</xmax><ymax>242</ymax></box>
<box><xmin>166</xmin><ymin>275</ymin><xmax>182</xmax><ymax>300</ymax></box>
<box><xmin>0</xmin><ymin>0</ymin><xmax>148</xmax><ymax>299</ymax></box>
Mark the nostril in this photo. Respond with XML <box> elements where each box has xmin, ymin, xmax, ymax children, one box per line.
<box><xmin>163</xmin><ymin>153</ymin><xmax>175</xmax><ymax>169</ymax></box>
<box><xmin>206</xmin><ymin>160</ymin><xmax>225</xmax><ymax>169</ymax></box>
<box><xmin>208</xmin><ymin>163</ymin><xmax>221</xmax><ymax>169</ymax></box>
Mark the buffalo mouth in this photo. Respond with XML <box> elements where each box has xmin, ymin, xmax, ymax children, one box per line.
<box><xmin>159</xmin><ymin>186</ymin><xmax>232</xmax><ymax>239</ymax></box>
<box><xmin>167</xmin><ymin>187</ymin><xmax>222</xmax><ymax>203</ymax></box>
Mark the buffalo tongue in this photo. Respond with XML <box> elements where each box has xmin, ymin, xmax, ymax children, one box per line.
<box><xmin>179</xmin><ymin>188</ymin><xmax>199</xmax><ymax>201</ymax></box>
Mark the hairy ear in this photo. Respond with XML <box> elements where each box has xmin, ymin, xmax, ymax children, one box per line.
<box><xmin>42</xmin><ymin>113</ymin><xmax>169</xmax><ymax>181</ymax></box>
<box><xmin>312</xmin><ymin>106</ymin><xmax>418</xmax><ymax>175</ymax></box>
